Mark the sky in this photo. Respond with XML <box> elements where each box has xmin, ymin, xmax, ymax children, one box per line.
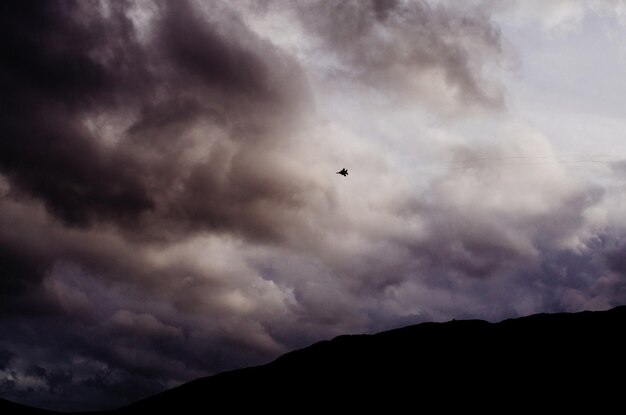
<box><xmin>2</xmin><ymin>0</ymin><xmax>626</xmax><ymax>411</ymax></box>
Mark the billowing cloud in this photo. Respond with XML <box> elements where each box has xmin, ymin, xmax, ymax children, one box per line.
<box><xmin>295</xmin><ymin>0</ymin><xmax>504</xmax><ymax>109</ymax></box>
<box><xmin>1</xmin><ymin>0</ymin><xmax>626</xmax><ymax>411</ymax></box>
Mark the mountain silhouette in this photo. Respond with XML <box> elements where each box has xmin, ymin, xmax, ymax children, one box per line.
<box><xmin>3</xmin><ymin>306</ymin><xmax>625</xmax><ymax>413</ymax></box>
<box><xmin>0</xmin><ymin>398</ymin><xmax>61</xmax><ymax>414</ymax></box>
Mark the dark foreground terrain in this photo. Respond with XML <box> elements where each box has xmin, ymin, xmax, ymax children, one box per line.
<box><xmin>3</xmin><ymin>306</ymin><xmax>625</xmax><ymax>413</ymax></box>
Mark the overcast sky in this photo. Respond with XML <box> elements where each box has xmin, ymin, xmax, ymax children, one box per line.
<box><xmin>2</xmin><ymin>0</ymin><xmax>626</xmax><ymax>411</ymax></box>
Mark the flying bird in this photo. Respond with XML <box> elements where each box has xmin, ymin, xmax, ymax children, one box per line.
<box><xmin>336</xmin><ymin>168</ymin><xmax>348</xmax><ymax>177</ymax></box>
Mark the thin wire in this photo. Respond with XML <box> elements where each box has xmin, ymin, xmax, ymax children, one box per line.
<box><xmin>416</xmin><ymin>154</ymin><xmax>625</xmax><ymax>171</ymax></box>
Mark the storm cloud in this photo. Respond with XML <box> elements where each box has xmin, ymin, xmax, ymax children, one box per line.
<box><xmin>2</xmin><ymin>0</ymin><xmax>626</xmax><ymax>411</ymax></box>
<box><xmin>295</xmin><ymin>0</ymin><xmax>504</xmax><ymax>108</ymax></box>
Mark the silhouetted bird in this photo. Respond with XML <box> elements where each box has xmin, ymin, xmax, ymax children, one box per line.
<box><xmin>337</xmin><ymin>168</ymin><xmax>348</xmax><ymax>177</ymax></box>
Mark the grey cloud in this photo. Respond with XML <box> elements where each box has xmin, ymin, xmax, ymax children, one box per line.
<box><xmin>1</xmin><ymin>0</ymin><xmax>153</xmax><ymax>228</ymax></box>
<box><xmin>0</xmin><ymin>195</ymin><xmax>297</xmax><ymax>409</ymax></box>
<box><xmin>1</xmin><ymin>0</ymin><xmax>311</xmax><ymax>241</ymax></box>
<box><xmin>606</xmin><ymin>240</ymin><xmax>626</xmax><ymax>278</ymax></box>
<box><xmin>158</xmin><ymin>1</ymin><xmax>278</xmax><ymax>102</ymax></box>
<box><xmin>611</xmin><ymin>160</ymin><xmax>626</xmax><ymax>175</ymax></box>
<box><xmin>0</xmin><ymin>350</ymin><xmax>14</xmax><ymax>371</ymax></box>
<box><xmin>1</xmin><ymin>0</ymin><xmax>625</xmax><ymax>412</ymax></box>
<box><xmin>294</xmin><ymin>0</ymin><xmax>504</xmax><ymax>109</ymax></box>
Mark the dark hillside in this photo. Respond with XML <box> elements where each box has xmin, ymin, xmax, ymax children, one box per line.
<box><xmin>3</xmin><ymin>306</ymin><xmax>625</xmax><ymax>413</ymax></box>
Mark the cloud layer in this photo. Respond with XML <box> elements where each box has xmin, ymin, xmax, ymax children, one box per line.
<box><xmin>1</xmin><ymin>0</ymin><xmax>626</xmax><ymax>411</ymax></box>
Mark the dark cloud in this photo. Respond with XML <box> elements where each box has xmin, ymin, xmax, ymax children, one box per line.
<box><xmin>159</xmin><ymin>1</ymin><xmax>275</xmax><ymax>100</ymax></box>
<box><xmin>606</xmin><ymin>242</ymin><xmax>626</xmax><ymax>277</ymax></box>
<box><xmin>0</xmin><ymin>0</ymin><xmax>153</xmax><ymax>228</ymax></box>
<box><xmin>0</xmin><ymin>349</ymin><xmax>13</xmax><ymax>370</ymax></box>
<box><xmin>1</xmin><ymin>0</ymin><xmax>624</xmax><ymax>412</ymax></box>
<box><xmin>0</xmin><ymin>1</ymin><xmax>313</xmax><ymax>408</ymax></box>
<box><xmin>0</xmin><ymin>203</ymin><xmax>61</xmax><ymax>316</ymax></box>
<box><xmin>0</xmin><ymin>0</ymin><xmax>310</xmax><ymax>238</ymax></box>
